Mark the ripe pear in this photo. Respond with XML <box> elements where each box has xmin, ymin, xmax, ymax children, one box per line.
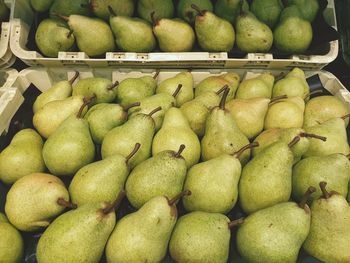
<box><xmin>69</xmin><ymin>144</ymin><xmax>140</xmax><ymax>206</ymax></box>
<box><xmin>201</xmin><ymin>89</ymin><xmax>250</xmax><ymax>164</ymax></box>
<box><xmin>0</xmin><ymin>129</ymin><xmax>45</xmax><ymax>184</ymax></box>
<box><xmin>42</xmin><ymin>102</ymin><xmax>95</xmax><ymax>176</ymax></box>
<box><xmin>33</xmin><ymin>95</ymin><xmax>88</xmax><ymax>138</ymax></box>
<box><xmin>33</xmin><ymin>72</ymin><xmax>78</xmax><ymax>113</ymax></box>
<box><xmin>91</xmin><ymin>0</ymin><xmax>134</xmax><ymax>20</ymax></box>
<box><xmin>183</xmin><ymin>142</ymin><xmax>258</xmax><ymax>214</ymax></box>
<box><xmin>0</xmin><ymin>213</ymin><xmax>23</xmax><ymax>263</ymax></box>
<box><xmin>126</xmin><ymin>145</ymin><xmax>187</xmax><ymax>208</ymax></box>
<box><xmin>303</xmin><ymin>182</ymin><xmax>350</xmax><ymax>262</ymax></box>
<box><xmin>250</xmin><ymin>0</ymin><xmax>283</xmax><ymax>28</ymax></box>
<box><xmin>30</xmin><ymin>0</ymin><xmax>54</xmax><ymax>12</ymax></box>
<box><xmin>49</xmin><ymin>0</ymin><xmax>91</xmax><ymax>17</ymax></box>
<box><xmin>237</xmin><ymin>188</ymin><xmax>315</xmax><ymax>263</ymax></box>
<box><xmin>195</xmin><ymin>72</ymin><xmax>240</xmax><ymax>101</ymax></box>
<box><xmin>138</xmin><ymin>0</ymin><xmax>174</xmax><ymax>23</ymax></box>
<box><xmin>192</xmin><ymin>4</ymin><xmax>235</xmax><ymax>52</ymax></box>
<box><xmin>215</xmin><ymin>0</ymin><xmax>249</xmax><ymax>23</ymax></box>
<box><xmin>5</xmin><ymin>173</ymin><xmax>71</xmax><ymax>231</ymax></box>
<box><xmin>102</xmin><ymin>108</ymin><xmax>160</xmax><ymax>168</ymax></box>
<box><xmin>285</xmin><ymin>0</ymin><xmax>319</xmax><ymax>22</ymax></box>
<box><xmin>152</xmin><ymin>107</ymin><xmax>201</xmax><ymax>168</ymax></box>
<box><xmin>293</xmin><ymin>154</ymin><xmax>350</xmax><ymax>203</ymax></box>
<box><xmin>178</xmin><ymin>0</ymin><xmax>213</xmax><ymax>24</ymax></box>
<box><xmin>235</xmin><ymin>73</ymin><xmax>275</xmax><ymax>99</ymax></box>
<box><xmin>272</xmin><ymin>68</ymin><xmax>309</xmax><ymax>98</ymax></box>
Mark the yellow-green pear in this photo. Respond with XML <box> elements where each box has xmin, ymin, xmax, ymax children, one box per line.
<box><xmin>272</xmin><ymin>68</ymin><xmax>309</xmax><ymax>98</ymax></box>
<box><xmin>235</xmin><ymin>73</ymin><xmax>275</xmax><ymax>99</ymax></box>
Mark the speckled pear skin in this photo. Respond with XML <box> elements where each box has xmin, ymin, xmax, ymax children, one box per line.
<box><xmin>5</xmin><ymin>173</ymin><xmax>69</xmax><ymax>232</ymax></box>
<box><xmin>137</xmin><ymin>0</ymin><xmax>174</xmax><ymax>23</ymax></box>
<box><xmin>178</xmin><ymin>0</ymin><xmax>213</xmax><ymax>24</ymax></box>
<box><xmin>215</xmin><ymin>0</ymin><xmax>249</xmax><ymax>23</ymax></box>
<box><xmin>92</xmin><ymin>0</ymin><xmax>134</xmax><ymax>20</ymax></box>
<box><xmin>239</xmin><ymin>141</ymin><xmax>294</xmax><ymax>214</ymax></box>
<box><xmin>235</xmin><ymin>73</ymin><xmax>274</xmax><ymax>99</ymax></box>
<box><xmin>30</xmin><ymin>0</ymin><xmax>54</xmax><ymax>12</ymax></box>
<box><xmin>37</xmin><ymin>202</ymin><xmax>116</xmax><ymax>263</ymax></box>
<box><xmin>285</xmin><ymin>0</ymin><xmax>319</xmax><ymax>22</ymax></box>
<box><xmin>0</xmin><ymin>129</ymin><xmax>45</xmax><ymax>184</ymax></box>
<box><xmin>250</xmin><ymin>0</ymin><xmax>283</xmax><ymax>28</ymax></box>
<box><xmin>237</xmin><ymin>202</ymin><xmax>311</xmax><ymax>263</ymax></box>
<box><xmin>106</xmin><ymin>196</ymin><xmax>177</xmax><ymax>263</ymax></box>
<box><xmin>169</xmin><ymin>211</ymin><xmax>231</xmax><ymax>263</ymax></box>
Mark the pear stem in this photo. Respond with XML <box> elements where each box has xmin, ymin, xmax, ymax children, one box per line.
<box><xmin>300</xmin><ymin>133</ymin><xmax>327</xmax><ymax>142</ymax></box>
<box><xmin>148</xmin><ymin>106</ymin><xmax>162</xmax><ymax>117</ymax></box>
<box><xmin>67</xmin><ymin>29</ymin><xmax>74</xmax><ymax>39</ymax></box>
<box><xmin>174</xmin><ymin>144</ymin><xmax>186</xmax><ymax>158</ymax></box>
<box><xmin>191</xmin><ymin>4</ymin><xmax>204</xmax><ymax>16</ymax></box>
<box><xmin>216</xmin><ymin>85</ymin><xmax>229</xmax><ymax>95</ymax></box>
<box><xmin>68</xmin><ymin>71</ymin><xmax>79</xmax><ymax>85</ymax></box>
<box><xmin>269</xmin><ymin>95</ymin><xmax>288</xmax><ymax>104</ymax></box>
<box><xmin>298</xmin><ymin>186</ymin><xmax>316</xmax><ymax>209</ymax></box>
<box><xmin>101</xmin><ymin>190</ymin><xmax>126</xmax><ymax>215</ymax></box>
<box><xmin>228</xmin><ymin>218</ymin><xmax>244</xmax><ymax>229</ymax></box>
<box><xmin>288</xmin><ymin>136</ymin><xmax>301</xmax><ymax>148</ymax></box>
<box><xmin>123</xmin><ymin>102</ymin><xmax>141</xmax><ymax>112</ymax></box>
<box><xmin>168</xmin><ymin>190</ymin><xmax>192</xmax><ymax>206</ymax></box>
<box><xmin>153</xmin><ymin>70</ymin><xmax>160</xmax><ymax>80</ymax></box>
<box><xmin>107</xmin><ymin>81</ymin><xmax>119</xmax><ymax>91</ymax></box>
<box><xmin>239</xmin><ymin>0</ymin><xmax>245</xmax><ymax>15</ymax></box>
<box><xmin>150</xmin><ymin>11</ymin><xmax>159</xmax><ymax>26</ymax></box>
<box><xmin>341</xmin><ymin>113</ymin><xmax>350</xmax><ymax>120</ymax></box>
<box><xmin>57</xmin><ymin>198</ymin><xmax>77</xmax><ymax>209</ymax></box>
<box><xmin>77</xmin><ymin>96</ymin><xmax>94</xmax><ymax>118</ymax></box>
<box><xmin>319</xmin><ymin>182</ymin><xmax>331</xmax><ymax>199</ymax></box>
<box><xmin>108</xmin><ymin>5</ymin><xmax>116</xmax><ymax>17</ymax></box>
<box><xmin>346</xmin><ymin>154</ymin><xmax>350</xmax><ymax>160</ymax></box>
<box><xmin>303</xmin><ymin>89</ymin><xmax>324</xmax><ymax>100</ymax></box>
<box><xmin>125</xmin><ymin>143</ymin><xmax>141</xmax><ymax>164</ymax></box>
<box><xmin>51</xmin><ymin>13</ymin><xmax>69</xmax><ymax>22</ymax></box>
<box><xmin>233</xmin><ymin>142</ymin><xmax>259</xmax><ymax>159</ymax></box>
<box><xmin>219</xmin><ymin>88</ymin><xmax>229</xmax><ymax>110</ymax></box>
<box><xmin>172</xmin><ymin>84</ymin><xmax>183</xmax><ymax>98</ymax></box>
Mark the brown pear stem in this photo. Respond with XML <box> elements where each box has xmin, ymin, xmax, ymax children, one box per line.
<box><xmin>303</xmin><ymin>89</ymin><xmax>324</xmax><ymax>100</ymax></box>
<box><xmin>269</xmin><ymin>95</ymin><xmax>288</xmax><ymax>104</ymax></box>
<box><xmin>150</xmin><ymin>11</ymin><xmax>159</xmax><ymax>26</ymax></box>
<box><xmin>148</xmin><ymin>106</ymin><xmax>162</xmax><ymax>117</ymax></box>
<box><xmin>101</xmin><ymin>190</ymin><xmax>126</xmax><ymax>215</ymax></box>
<box><xmin>153</xmin><ymin>70</ymin><xmax>160</xmax><ymax>80</ymax></box>
<box><xmin>125</xmin><ymin>143</ymin><xmax>141</xmax><ymax>164</ymax></box>
<box><xmin>300</xmin><ymin>133</ymin><xmax>327</xmax><ymax>142</ymax></box>
<box><xmin>346</xmin><ymin>154</ymin><xmax>350</xmax><ymax>160</ymax></box>
<box><xmin>174</xmin><ymin>144</ymin><xmax>186</xmax><ymax>158</ymax></box>
<box><xmin>67</xmin><ymin>29</ymin><xmax>74</xmax><ymax>39</ymax></box>
<box><xmin>123</xmin><ymin>102</ymin><xmax>141</xmax><ymax>112</ymax></box>
<box><xmin>77</xmin><ymin>96</ymin><xmax>94</xmax><ymax>118</ymax></box>
<box><xmin>319</xmin><ymin>182</ymin><xmax>331</xmax><ymax>199</ymax></box>
<box><xmin>219</xmin><ymin>88</ymin><xmax>229</xmax><ymax>110</ymax></box>
<box><xmin>298</xmin><ymin>186</ymin><xmax>316</xmax><ymax>209</ymax></box>
<box><xmin>108</xmin><ymin>5</ymin><xmax>116</xmax><ymax>16</ymax></box>
<box><xmin>216</xmin><ymin>85</ymin><xmax>229</xmax><ymax>95</ymax></box>
<box><xmin>172</xmin><ymin>84</ymin><xmax>183</xmax><ymax>98</ymax></box>
<box><xmin>57</xmin><ymin>198</ymin><xmax>77</xmax><ymax>209</ymax></box>
<box><xmin>228</xmin><ymin>218</ymin><xmax>244</xmax><ymax>229</ymax></box>
<box><xmin>191</xmin><ymin>4</ymin><xmax>204</xmax><ymax>16</ymax></box>
<box><xmin>168</xmin><ymin>190</ymin><xmax>192</xmax><ymax>206</ymax></box>
<box><xmin>68</xmin><ymin>71</ymin><xmax>79</xmax><ymax>85</ymax></box>
<box><xmin>341</xmin><ymin>113</ymin><xmax>350</xmax><ymax>120</ymax></box>
<box><xmin>187</xmin><ymin>68</ymin><xmax>193</xmax><ymax>73</ymax></box>
<box><xmin>107</xmin><ymin>81</ymin><xmax>119</xmax><ymax>91</ymax></box>
<box><xmin>233</xmin><ymin>142</ymin><xmax>259</xmax><ymax>159</ymax></box>
<box><xmin>288</xmin><ymin>136</ymin><xmax>301</xmax><ymax>148</ymax></box>
<box><xmin>51</xmin><ymin>13</ymin><xmax>69</xmax><ymax>22</ymax></box>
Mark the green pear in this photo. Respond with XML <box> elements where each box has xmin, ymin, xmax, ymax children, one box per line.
<box><xmin>152</xmin><ymin>107</ymin><xmax>201</xmax><ymax>168</ymax></box>
<box><xmin>214</xmin><ymin>0</ymin><xmax>249</xmax><ymax>23</ymax></box>
<box><xmin>49</xmin><ymin>0</ymin><xmax>91</xmax><ymax>17</ymax></box>
<box><xmin>5</xmin><ymin>173</ymin><xmax>71</xmax><ymax>231</ymax></box>
<box><xmin>250</xmin><ymin>0</ymin><xmax>283</xmax><ymax>28</ymax></box>
<box><xmin>69</xmin><ymin>143</ymin><xmax>140</xmax><ymax>206</ymax></box>
<box><xmin>91</xmin><ymin>0</ymin><xmax>134</xmax><ymax>20</ymax></box>
<box><xmin>33</xmin><ymin>72</ymin><xmax>79</xmax><ymax>113</ymax></box>
<box><xmin>178</xmin><ymin>0</ymin><xmax>213</xmax><ymax>24</ymax></box>
<box><xmin>102</xmin><ymin>108</ymin><xmax>160</xmax><ymax>168</ymax></box>
<box><xmin>303</xmin><ymin>182</ymin><xmax>350</xmax><ymax>262</ymax></box>
<box><xmin>235</xmin><ymin>73</ymin><xmax>275</xmax><ymax>99</ymax></box>
<box><xmin>285</xmin><ymin>0</ymin><xmax>319</xmax><ymax>22</ymax></box>
<box><xmin>125</xmin><ymin>145</ymin><xmax>187</xmax><ymax>208</ymax></box>
<box><xmin>33</xmin><ymin>95</ymin><xmax>88</xmax><ymax>138</ymax></box>
<box><xmin>30</xmin><ymin>0</ymin><xmax>54</xmax><ymax>12</ymax></box>
<box><xmin>237</xmin><ymin>189</ymin><xmax>314</xmax><ymax>263</ymax></box>
<box><xmin>293</xmin><ymin>154</ymin><xmax>350</xmax><ymax>203</ymax></box>
<box><xmin>37</xmin><ymin>193</ymin><xmax>125</xmax><ymax>263</ymax></box>
<box><xmin>239</xmin><ymin>137</ymin><xmax>298</xmax><ymax>214</ymax></box>
<box><xmin>0</xmin><ymin>213</ymin><xmax>23</xmax><ymax>263</ymax></box>
<box><xmin>192</xmin><ymin>4</ymin><xmax>235</xmax><ymax>52</ymax></box>
<box><xmin>0</xmin><ymin>129</ymin><xmax>45</xmax><ymax>184</ymax></box>
<box><xmin>236</xmin><ymin>11</ymin><xmax>273</xmax><ymax>53</ymax></box>
<box><xmin>42</xmin><ymin>102</ymin><xmax>95</xmax><ymax>176</ymax></box>
<box><xmin>195</xmin><ymin>72</ymin><xmax>240</xmax><ymax>101</ymax></box>
<box><xmin>157</xmin><ymin>72</ymin><xmax>194</xmax><ymax>107</ymax></box>
<box><xmin>0</xmin><ymin>0</ymin><xmax>9</xmax><ymax>22</ymax></box>
<box><xmin>138</xmin><ymin>0</ymin><xmax>174</xmax><ymax>23</ymax></box>
<box><xmin>183</xmin><ymin>142</ymin><xmax>258</xmax><ymax>214</ymax></box>
<box><xmin>201</xmin><ymin>89</ymin><xmax>250</xmax><ymax>164</ymax></box>
<box><xmin>304</xmin><ymin>95</ymin><xmax>350</xmax><ymax>127</ymax></box>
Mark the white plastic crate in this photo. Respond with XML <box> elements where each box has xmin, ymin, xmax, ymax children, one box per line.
<box><xmin>9</xmin><ymin>0</ymin><xmax>338</xmax><ymax>69</ymax></box>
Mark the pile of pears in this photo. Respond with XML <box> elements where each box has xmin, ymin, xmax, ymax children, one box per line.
<box><xmin>1</xmin><ymin>67</ymin><xmax>350</xmax><ymax>263</ymax></box>
<box><xmin>33</xmin><ymin>0</ymin><xmax>319</xmax><ymax>57</ymax></box>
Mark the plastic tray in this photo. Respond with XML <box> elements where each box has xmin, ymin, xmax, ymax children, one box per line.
<box><xmin>9</xmin><ymin>0</ymin><xmax>339</xmax><ymax>69</ymax></box>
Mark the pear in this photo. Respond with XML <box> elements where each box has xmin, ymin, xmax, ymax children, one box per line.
<box><xmin>0</xmin><ymin>213</ymin><xmax>23</xmax><ymax>263</ymax></box>
<box><xmin>42</xmin><ymin>101</ymin><xmax>95</xmax><ymax>176</ymax></box>
<box><xmin>138</xmin><ymin>0</ymin><xmax>174</xmax><ymax>23</ymax></box>
<box><xmin>303</xmin><ymin>182</ymin><xmax>350</xmax><ymax>262</ymax></box>
<box><xmin>201</xmin><ymin>89</ymin><xmax>250</xmax><ymax>164</ymax></box>
<box><xmin>91</xmin><ymin>0</ymin><xmax>134</xmax><ymax>20</ymax></box>
<box><xmin>30</xmin><ymin>0</ymin><xmax>53</xmax><ymax>12</ymax></box>
<box><xmin>37</xmin><ymin>192</ymin><xmax>125</xmax><ymax>263</ymax></box>
<box><xmin>195</xmin><ymin>72</ymin><xmax>240</xmax><ymax>101</ymax></box>
<box><xmin>192</xmin><ymin>4</ymin><xmax>235</xmax><ymax>52</ymax></box>
<box><xmin>235</xmin><ymin>73</ymin><xmax>275</xmax><ymax>99</ymax></box>
<box><xmin>239</xmin><ymin>137</ymin><xmax>299</xmax><ymax>214</ymax></box>
<box><xmin>49</xmin><ymin>0</ymin><xmax>91</xmax><ymax>17</ymax></box>
<box><xmin>33</xmin><ymin>72</ymin><xmax>78</xmax><ymax>113</ymax></box>
<box><xmin>157</xmin><ymin>72</ymin><xmax>194</xmax><ymax>107</ymax></box>
<box><xmin>69</xmin><ymin>143</ymin><xmax>140</xmax><ymax>206</ymax></box>
<box><xmin>35</xmin><ymin>18</ymin><xmax>75</xmax><ymax>57</ymax></box>
<box><xmin>235</xmin><ymin>11</ymin><xmax>273</xmax><ymax>53</ymax></box>
<box><xmin>0</xmin><ymin>129</ymin><xmax>45</xmax><ymax>184</ymax></box>
<box><xmin>178</xmin><ymin>0</ymin><xmax>213</xmax><ymax>24</ymax></box>
<box><xmin>237</xmin><ymin>188</ymin><xmax>315</xmax><ymax>263</ymax></box>
<box><xmin>152</xmin><ymin>107</ymin><xmax>201</xmax><ymax>168</ymax></box>
<box><xmin>102</xmin><ymin>107</ymin><xmax>160</xmax><ymax>168</ymax></box>
<box><xmin>215</xmin><ymin>0</ymin><xmax>249</xmax><ymax>23</ymax></box>
<box><xmin>0</xmin><ymin>0</ymin><xmax>9</xmax><ymax>22</ymax></box>
<box><xmin>293</xmin><ymin>154</ymin><xmax>350</xmax><ymax>203</ymax></box>
<box><xmin>285</xmin><ymin>0</ymin><xmax>319</xmax><ymax>22</ymax></box>
<box><xmin>169</xmin><ymin>211</ymin><xmax>243</xmax><ymax>263</ymax></box>
<box><xmin>72</xmin><ymin>77</ymin><xmax>118</xmax><ymax>105</ymax></box>
<box><xmin>106</xmin><ymin>192</ymin><xmax>189</xmax><ymax>263</ymax></box>
<box><xmin>33</xmin><ymin>95</ymin><xmax>88</xmax><ymax>138</ymax></box>
<box><xmin>250</xmin><ymin>0</ymin><xmax>283</xmax><ymax>28</ymax></box>
<box><xmin>116</xmin><ymin>72</ymin><xmax>158</xmax><ymax>107</ymax></box>
<box><xmin>183</xmin><ymin>142</ymin><xmax>259</xmax><ymax>214</ymax></box>
<box><xmin>304</xmin><ymin>95</ymin><xmax>350</xmax><ymax>127</ymax></box>
<box><xmin>5</xmin><ymin>173</ymin><xmax>71</xmax><ymax>231</ymax></box>
<box><xmin>126</xmin><ymin>145</ymin><xmax>187</xmax><ymax>208</ymax></box>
